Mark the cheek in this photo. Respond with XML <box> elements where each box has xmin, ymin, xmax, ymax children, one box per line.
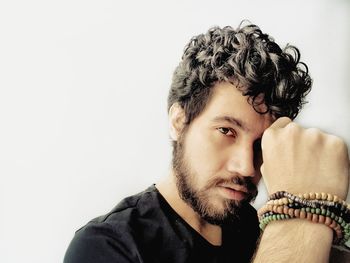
<box><xmin>184</xmin><ymin>129</ymin><xmax>226</xmax><ymax>176</ymax></box>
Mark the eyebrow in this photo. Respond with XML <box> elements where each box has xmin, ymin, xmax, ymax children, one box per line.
<box><xmin>211</xmin><ymin>116</ymin><xmax>250</xmax><ymax>132</ymax></box>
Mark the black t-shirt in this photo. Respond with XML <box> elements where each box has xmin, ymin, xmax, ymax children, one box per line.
<box><xmin>64</xmin><ymin>185</ymin><xmax>260</xmax><ymax>263</ymax></box>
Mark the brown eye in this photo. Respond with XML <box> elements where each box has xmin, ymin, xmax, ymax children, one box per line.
<box><xmin>217</xmin><ymin>127</ymin><xmax>236</xmax><ymax>137</ymax></box>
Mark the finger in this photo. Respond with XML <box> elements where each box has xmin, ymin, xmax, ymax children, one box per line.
<box><xmin>261</xmin><ymin>117</ymin><xmax>292</xmax><ymax>151</ymax></box>
<box><xmin>268</xmin><ymin>117</ymin><xmax>292</xmax><ymax>130</ymax></box>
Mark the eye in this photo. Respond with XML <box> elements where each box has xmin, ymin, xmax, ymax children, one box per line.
<box><xmin>217</xmin><ymin>127</ymin><xmax>236</xmax><ymax>137</ymax></box>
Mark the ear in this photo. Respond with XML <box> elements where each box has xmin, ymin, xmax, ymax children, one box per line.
<box><xmin>168</xmin><ymin>103</ymin><xmax>186</xmax><ymax>141</ymax></box>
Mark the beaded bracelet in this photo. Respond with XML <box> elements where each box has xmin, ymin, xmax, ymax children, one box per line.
<box><xmin>261</xmin><ymin>202</ymin><xmax>350</xmax><ymax>222</ymax></box>
<box><xmin>266</xmin><ymin>192</ymin><xmax>350</xmax><ymax>221</ymax></box>
<box><xmin>259</xmin><ymin>212</ymin><xmax>346</xmax><ymax>244</ymax></box>
<box><xmin>258</xmin><ymin>205</ymin><xmax>350</xmax><ymax>244</ymax></box>
<box><xmin>258</xmin><ymin>204</ymin><xmax>349</xmax><ymax>222</ymax></box>
<box><xmin>269</xmin><ymin>191</ymin><xmax>346</xmax><ymax>204</ymax></box>
<box><xmin>269</xmin><ymin>191</ymin><xmax>350</xmax><ymax>212</ymax></box>
<box><xmin>259</xmin><ymin>191</ymin><xmax>350</xmax><ymax>246</ymax></box>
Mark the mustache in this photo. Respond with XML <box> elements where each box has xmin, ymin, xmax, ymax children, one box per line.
<box><xmin>231</xmin><ymin>176</ymin><xmax>257</xmax><ymax>193</ymax></box>
<box><xmin>207</xmin><ymin>176</ymin><xmax>257</xmax><ymax>193</ymax></box>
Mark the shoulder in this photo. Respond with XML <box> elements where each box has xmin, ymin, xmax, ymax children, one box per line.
<box><xmin>64</xmin><ymin>185</ymin><xmax>162</xmax><ymax>263</ymax></box>
<box><xmin>93</xmin><ymin>185</ymin><xmax>161</xmax><ymax>225</ymax></box>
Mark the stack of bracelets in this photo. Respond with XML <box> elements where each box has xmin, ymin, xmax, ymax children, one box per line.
<box><xmin>258</xmin><ymin>191</ymin><xmax>350</xmax><ymax>246</ymax></box>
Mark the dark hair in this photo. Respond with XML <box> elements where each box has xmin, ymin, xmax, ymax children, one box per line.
<box><xmin>167</xmin><ymin>22</ymin><xmax>312</xmax><ymax>124</ymax></box>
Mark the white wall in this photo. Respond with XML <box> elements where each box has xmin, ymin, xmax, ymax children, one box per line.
<box><xmin>0</xmin><ymin>0</ymin><xmax>349</xmax><ymax>262</ymax></box>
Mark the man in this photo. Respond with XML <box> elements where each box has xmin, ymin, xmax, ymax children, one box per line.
<box><xmin>64</xmin><ymin>23</ymin><xmax>349</xmax><ymax>262</ymax></box>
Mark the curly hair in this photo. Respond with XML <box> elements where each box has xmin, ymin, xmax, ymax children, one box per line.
<box><xmin>167</xmin><ymin>23</ymin><xmax>312</xmax><ymax>124</ymax></box>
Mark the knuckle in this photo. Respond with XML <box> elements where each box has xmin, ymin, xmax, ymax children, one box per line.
<box><xmin>278</xmin><ymin>116</ymin><xmax>292</xmax><ymax>124</ymax></box>
<box><xmin>306</xmin><ymin>127</ymin><xmax>321</xmax><ymax>134</ymax></box>
<box><xmin>285</xmin><ymin>122</ymin><xmax>300</xmax><ymax>135</ymax></box>
<box><xmin>328</xmin><ymin>135</ymin><xmax>347</xmax><ymax>151</ymax></box>
<box><xmin>305</xmin><ymin>128</ymin><xmax>323</xmax><ymax>142</ymax></box>
<box><xmin>281</xmin><ymin>116</ymin><xmax>292</xmax><ymax>121</ymax></box>
<box><xmin>287</xmin><ymin>122</ymin><xmax>299</xmax><ymax>129</ymax></box>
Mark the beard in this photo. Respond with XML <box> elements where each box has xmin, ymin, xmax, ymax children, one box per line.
<box><xmin>172</xmin><ymin>131</ymin><xmax>258</xmax><ymax>226</ymax></box>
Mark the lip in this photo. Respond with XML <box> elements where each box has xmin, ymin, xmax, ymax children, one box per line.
<box><xmin>218</xmin><ymin>186</ymin><xmax>247</xmax><ymax>201</ymax></box>
<box><xmin>219</xmin><ymin>184</ymin><xmax>248</xmax><ymax>193</ymax></box>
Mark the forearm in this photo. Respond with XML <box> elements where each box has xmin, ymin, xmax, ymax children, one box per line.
<box><xmin>252</xmin><ymin>219</ymin><xmax>333</xmax><ymax>263</ymax></box>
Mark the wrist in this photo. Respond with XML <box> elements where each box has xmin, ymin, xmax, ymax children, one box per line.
<box><xmin>264</xmin><ymin>218</ymin><xmax>333</xmax><ymax>243</ymax></box>
<box><xmin>255</xmin><ymin>219</ymin><xmax>333</xmax><ymax>262</ymax></box>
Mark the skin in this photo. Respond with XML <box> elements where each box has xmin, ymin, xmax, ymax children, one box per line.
<box><xmin>253</xmin><ymin>117</ymin><xmax>349</xmax><ymax>262</ymax></box>
<box><xmin>157</xmin><ymin>81</ymin><xmax>273</xmax><ymax>245</ymax></box>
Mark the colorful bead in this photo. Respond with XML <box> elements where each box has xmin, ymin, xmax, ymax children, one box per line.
<box><xmin>261</xmin><ymin>191</ymin><xmax>350</xmax><ymax>247</ymax></box>
<box><xmin>319</xmin><ymin>215</ymin><xmax>325</xmax><ymax>224</ymax></box>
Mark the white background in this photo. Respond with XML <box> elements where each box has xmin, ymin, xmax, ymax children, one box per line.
<box><xmin>0</xmin><ymin>0</ymin><xmax>349</xmax><ymax>262</ymax></box>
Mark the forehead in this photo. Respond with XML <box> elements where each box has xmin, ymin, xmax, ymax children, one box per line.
<box><xmin>195</xmin><ymin>82</ymin><xmax>273</xmax><ymax>134</ymax></box>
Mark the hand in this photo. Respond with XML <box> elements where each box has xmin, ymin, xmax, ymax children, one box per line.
<box><xmin>261</xmin><ymin>117</ymin><xmax>349</xmax><ymax>199</ymax></box>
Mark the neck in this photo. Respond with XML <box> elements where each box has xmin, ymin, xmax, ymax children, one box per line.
<box><xmin>156</xmin><ymin>171</ymin><xmax>222</xmax><ymax>246</ymax></box>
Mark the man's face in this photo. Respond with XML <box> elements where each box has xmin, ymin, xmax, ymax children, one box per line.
<box><xmin>172</xmin><ymin>82</ymin><xmax>273</xmax><ymax>225</ymax></box>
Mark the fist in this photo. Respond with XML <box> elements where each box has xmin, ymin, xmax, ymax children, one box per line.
<box><xmin>261</xmin><ymin>117</ymin><xmax>349</xmax><ymax>199</ymax></box>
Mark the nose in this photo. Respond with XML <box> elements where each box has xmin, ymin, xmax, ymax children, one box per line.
<box><xmin>226</xmin><ymin>143</ymin><xmax>255</xmax><ymax>178</ymax></box>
